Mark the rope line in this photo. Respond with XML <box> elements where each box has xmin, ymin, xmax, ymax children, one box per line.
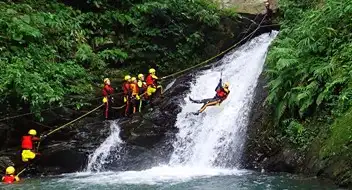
<box><xmin>160</xmin><ymin>15</ymin><xmax>268</xmax><ymax>81</ymax></box>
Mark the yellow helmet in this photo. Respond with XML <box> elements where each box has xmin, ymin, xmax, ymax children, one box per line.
<box><xmin>131</xmin><ymin>77</ymin><xmax>137</xmax><ymax>82</ymax></box>
<box><xmin>224</xmin><ymin>82</ymin><xmax>230</xmax><ymax>88</ymax></box>
<box><xmin>103</xmin><ymin>78</ymin><xmax>110</xmax><ymax>84</ymax></box>
<box><xmin>6</xmin><ymin>166</ymin><xmax>15</xmax><ymax>175</ymax></box>
<box><xmin>124</xmin><ymin>75</ymin><xmax>131</xmax><ymax>81</ymax></box>
<box><xmin>28</xmin><ymin>129</ymin><xmax>37</xmax><ymax>136</ymax></box>
<box><xmin>138</xmin><ymin>74</ymin><xmax>144</xmax><ymax>80</ymax></box>
<box><xmin>149</xmin><ymin>68</ymin><xmax>156</xmax><ymax>74</ymax></box>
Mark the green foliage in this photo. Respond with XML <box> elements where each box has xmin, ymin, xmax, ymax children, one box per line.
<box><xmin>320</xmin><ymin>108</ymin><xmax>352</xmax><ymax>159</ymax></box>
<box><xmin>266</xmin><ymin>0</ymin><xmax>352</xmax><ymax>122</ymax></box>
<box><xmin>0</xmin><ymin>0</ymin><xmax>238</xmax><ymax>117</ymax></box>
<box><xmin>265</xmin><ymin>0</ymin><xmax>352</xmax><ymax>147</ymax></box>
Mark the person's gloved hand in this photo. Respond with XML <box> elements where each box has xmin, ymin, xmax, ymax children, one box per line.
<box><xmin>219</xmin><ymin>78</ymin><xmax>222</xmax><ymax>83</ymax></box>
<box><xmin>103</xmin><ymin>97</ymin><xmax>108</xmax><ymax>103</ymax></box>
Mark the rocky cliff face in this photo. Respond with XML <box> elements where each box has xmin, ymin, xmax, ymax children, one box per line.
<box><xmin>214</xmin><ymin>0</ymin><xmax>278</xmax><ymax>14</ymax></box>
<box><xmin>243</xmin><ymin>72</ymin><xmax>352</xmax><ymax>188</ymax></box>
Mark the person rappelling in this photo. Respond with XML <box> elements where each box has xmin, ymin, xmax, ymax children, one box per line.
<box><xmin>2</xmin><ymin>166</ymin><xmax>20</xmax><ymax>184</ymax></box>
<box><xmin>189</xmin><ymin>77</ymin><xmax>230</xmax><ymax>115</ymax></box>
<box><xmin>21</xmin><ymin>129</ymin><xmax>40</xmax><ymax>162</ymax></box>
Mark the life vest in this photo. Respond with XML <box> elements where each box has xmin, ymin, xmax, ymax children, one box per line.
<box><xmin>102</xmin><ymin>84</ymin><xmax>114</xmax><ymax>97</ymax></box>
<box><xmin>146</xmin><ymin>74</ymin><xmax>158</xmax><ymax>87</ymax></box>
<box><xmin>22</xmin><ymin>135</ymin><xmax>33</xmax><ymax>150</ymax></box>
<box><xmin>2</xmin><ymin>175</ymin><xmax>16</xmax><ymax>184</ymax></box>
<box><xmin>122</xmin><ymin>82</ymin><xmax>131</xmax><ymax>96</ymax></box>
<box><xmin>216</xmin><ymin>88</ymin><xmax>230</xmax><ymax>101</ymax></box>
<box><xmin>138</xmin><ymin>80</ymin><xmax>147</xmax><ymax>93</ymax></box>
<box><xmin>130</xmin><ymin>83</ymin><xmax>139</xmax><ymax>96</ymax></box>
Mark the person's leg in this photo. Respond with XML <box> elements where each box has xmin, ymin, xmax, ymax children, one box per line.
<box><xmin>198</xmin><ymin>100</ymin><xmax>220</xmax><ymax>113</ymax></box>
<box><xmin>104</xmin><ymin>101</ymin><xmax>109</xmax><ymax>119</ymax></box>
<box><xmin>190</xmin><ymin>97</ymin><xmax>214</xmax><ymax>104</ymax></box>
<box><xmin>124</xmin><ymin>98</ymin><xmax>130</xmax><ymax>117</ymax></box>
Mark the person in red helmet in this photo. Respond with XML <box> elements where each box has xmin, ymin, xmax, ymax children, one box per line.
<box><xmin>190</xmin><ymin>79</ymin><xmax>230</xmax><ymax>115</ymax></box>
<box><xmin>21</xmin><ymin>129</ymin><xmax>40</xmax><ymax>162</ymax></box>
<box><xmin>102</xmin><ymin>78</ymin><xmax>115</xmax><ymax>120</ymax></box>
<box><xmin>2</xmin><ymin>166</ymin><xmax>20</xmax><ymax>184</ymax></box>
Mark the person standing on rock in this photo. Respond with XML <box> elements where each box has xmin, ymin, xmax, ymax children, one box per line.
<box><xmin>21</xmin><ymin>129</ymin><xmax>40</xmax><ymax>162</ymax></box>
<box><xmin>146</xmin><ymin>68</ymin><xmax>163</xmax><ymax>101</ymax></box>
<box><xmin>130</xmin><ymin>77</ymin><xmax>140</xmax><ymax>114</ymax></box>
<box><xmin>102</xmin><ymin>78</ymin><xmax>115</xmax><ymax>120</ymax></box>
<box><xmin>2</xmin><ymin>166</ymin><xmax>20</xmax><ymax>184</ymax></box>
<box><xmin>137</xmin><ymin>73</ymin><xmax>148</xmax><ymax>112</ymax></box>
<box><xmin>122</xmin><ymin>75</ymin><xmax>132</xmax><ymax>116</ymax></box>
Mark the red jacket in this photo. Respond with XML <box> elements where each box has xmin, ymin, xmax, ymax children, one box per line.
<box><xmin>102</xmin><ymin>84</ymin><xmax>114</xmax><ymax>97</ymax></box>
<box><xmin>216</xmin><ymin>88</ymin><xmax>229</xmax><ymax>101</ymax></box>
<box><xmin>21</xmin><ymin>135</ymin><xmax>39</xmax><ymax>150</ymax></box>
<box><xmin>2</xmin><ymin>175</ymin><xmax>16</xmax><ymax>184</ymax></box>
<box><xmin>122</xmin><ymin>82</ymin><xmax>130</xmax><ymax>96</ymax></box>
<box><xmin>146</xmin><ymin>74</ymin><xmax>158</xmax><ymax>87</ymax></box>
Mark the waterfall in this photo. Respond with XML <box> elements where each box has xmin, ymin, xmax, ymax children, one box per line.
<box><xmin>86</xmin><ymin>120</ymin><xmax>124</xmax><ymax>171</ymax></box>
<box><xmin>169</xmin><ymin>32</ymin><xmax>278</xmax><ymax>168</ymax></box>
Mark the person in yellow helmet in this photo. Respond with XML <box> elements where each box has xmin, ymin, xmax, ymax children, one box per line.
<box><xmin>146</xmin><ymin>68</ymin><xmax>163</xmax><ymax>100</ymax></box>
<box><xmin>21</xmin><ymin>129</ymin><xmax>40</xmax><ymax>162</ymax></box>
<box><xmin>137</xmin><ymin>74</ymin><xmax>148</xmax><ymax>112</ymax></box>
<box><xmin>102</xmin><ymin>78</ymin><xmax>115</xmax><ymax>120</ymax></box>
<box><xmin>129</xmin><ymin>77</ymin><xmax>140</xmax><ymax>114</ymax></box>
<box><xmin>2</xmin><ymin>166</ymin><xmax>20</xmax><ymax>184</ymax></box>
<box><xmin>190</xmin><ymin>79</ymin><xmax>230</xmax><ymax>115</ymax></box>
<box><xmin>122</xmin><ymin>75</ymin><xmax>132</xmax><ymax>116</ymax></box>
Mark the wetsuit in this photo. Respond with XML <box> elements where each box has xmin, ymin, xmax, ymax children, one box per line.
<box><xmin>122</xmin><ymin>81</ymin><xmax>131</xmax><ymax>116</ymax></box>
<box><xmin>102</xmin><ymin>84</ymin><xmax>115</xmax><ymax>119</ymax></box>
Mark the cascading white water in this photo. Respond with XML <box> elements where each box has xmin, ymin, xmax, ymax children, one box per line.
<box><xmin>86</xmin><ymin>120</ymin><xmax>124</xmax><ymax>171</ymax></box>
<box><xmin>169</xmin><ymin>32</ymin><xmax>278</xmax><ymax>167</ymax></box>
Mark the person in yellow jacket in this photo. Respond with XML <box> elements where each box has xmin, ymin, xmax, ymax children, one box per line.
<box><xmin>146</xmin><ymin>68</ymin><xmax>163</xmax><ymax>98</ymax></box>
<box><xmin>2</xmin><ymin>166</ymin><xmax>20</xmax><ymax>184</ymax></box>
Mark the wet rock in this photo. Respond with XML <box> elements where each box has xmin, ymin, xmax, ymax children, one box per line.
<box><xmin>0</xmin><ymin>156</ymin><xmax>14</xmax><ymax>173</ymax></box>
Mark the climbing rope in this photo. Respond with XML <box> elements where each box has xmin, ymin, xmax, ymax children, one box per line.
<box><xmin>36</xmin><ymin>104</ymin><xmax>104</xmax><ymax>149</ymax></box>
<box><xmin>13</xmin><ymin>104</ymin><xmax>104</xmax><ymax>178</ymax></box>
<box><xmin>160</xmin><ymin>14</ymin><xmax>268</xmax><ymax>81</ymax></box>
<box><xmin>0</xmin><ymin>92</ymin><xmax>123</xmax><ymax>122</ymax></box>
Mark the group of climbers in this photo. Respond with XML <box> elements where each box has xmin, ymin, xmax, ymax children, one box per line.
<box><xmin>102</xmin><ymin>68</ymin><xmax>163</xmax><ymax>119</ymax></box>
<box><xmin>121</xmin><ymin>68</ymin><xmax>163</xmax><ymax>117</ymax></box>
<box><xmin>2</xmin><ymin>129</ymin><xmax>40</xmax><ymax>183</ymax></box>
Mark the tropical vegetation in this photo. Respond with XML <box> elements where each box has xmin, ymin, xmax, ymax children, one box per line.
<box><xmin>0</xmin><ymin>0</ymin><xmax>237</xmax><ymax>117</ymax></box>
<box><xmin>265</xmin><ymin>0</ymin><xmax>352</xmax><ymax>160</ymax></box>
